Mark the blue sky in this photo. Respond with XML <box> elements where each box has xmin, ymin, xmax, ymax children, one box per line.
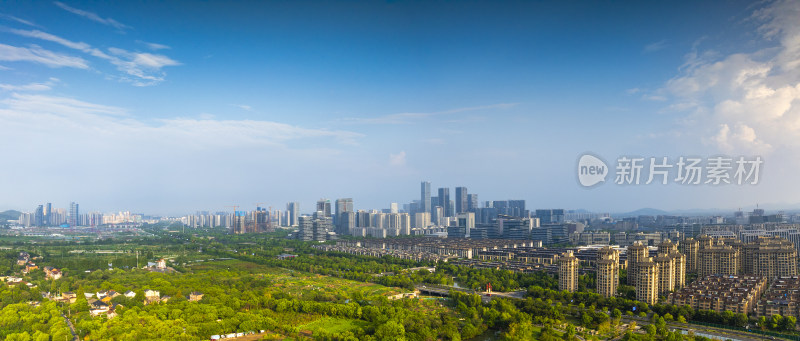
<box><xmin>2</xmin><ymin>1</ymin><xmax>799</xmax><ymax>215</ymax></box>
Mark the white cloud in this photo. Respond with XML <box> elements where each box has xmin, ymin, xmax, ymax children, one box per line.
<box><xmin>0</xmin><ymin>93</ymin><xmax>366</xmax><ymax>213</ymax></box>
<box><xmin>6</xmin><ymin>28</ymin><xmax>93</xmax><ymax>51</ymax></box>
<box><xmin>644</xmin><ymin>40</ymin><xmax>668</xmax><ymax>53</ymax></box>
<box><xmin>3</xmin><ymin>93</ymin><xmax>127</xmax><ymax>117</ymax></box>
<box><xmin>0</xmin><ymin>78</ymin><xmax>59</xmax><ymax>92</ymax></box>
<box><xmin>235</xmin><ymin>104</ymin><xmax>253</xmax><ymax>111</ymax></box>
<box><xmin>54</xmin><ymin>2</ymin><xmax>129</xmax><ymax>31</ymax></box>
<box><xmin>0</xmin><ymin>13</ymin><xmax>39</xmax><ymax>27</ymax></box>
<box><xmin>0</xmin><ymin>43</ymin><xmax>88</xmax><ymax>68</ymax></box>
<box><xmin>7</xmin><ymin>28</ymin><xmax>180</xmax><ymax>86</ymax></box>
<box><xmin>139</xmin><ymin>41</ymin><xmax>170</xmax><ymax>50</ymax></box>
<box><xmin>107</xmin><ymin>47</ymin><xmax>180</xmax><ymax>86</ymax></box>
<box><xmin>663</xmin><ymin>0</ymin><xmax>800</xmax><ymax>155</ymax></box>
<box><xmin>0</xmin><ymin>93</ymin><xmax>362</xmax><ymax>147</ymax></box>
<box><xmin>0</xmin><ymin>65</ymin><xmax>11</xmax><ymax>70</ymax></box>
<box><xmin>342</xmin><ymin>103</ymin><xmax>519</xmax><ymax>125</ymax></box>
<box><xmin>642</xmin><ymin>94</ymin><xmax>667</xmax><ymax>101</ymax></box>
<box><xmin>389</xmin><ymin>151</ymin><xmax>407</xmax><ymax>166</ymax></box>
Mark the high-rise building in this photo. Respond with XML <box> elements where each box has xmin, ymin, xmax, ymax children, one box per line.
<box><xmin>339</xmin><ymin>211</ymin><xmax>356</xmax><ymax>235</ymax></box>
<box><xmin>508</xmin><ymin>200</ymin><xmax>526</xmax><ymax>217</ymax></box>
<box><xmin>69</xmin><ymin>202</ymin><xmax>79</xmax><ymax>227</ymax></box>
<box><xmin>536</xmin><ymin>209</ymin><xmax>564</xmax><ymax>224</ymax></box>
<box><xmin>420</xmin><ymin>181</ymin><xmax>431</xmax><ymax>213</ymax></box>
<box><xmin>467</xmin><ymin>194</ymin><xmax>479</xmax><ymax>211</ymax></box>
<box><xmin>455</xmin><ymin>187</ymin><xmax>468</xmax><ymax>214</ymax></box>
<box><xmin>438</xmin><ymin>188</ymin><xmax>451</xmax><ymax>217</ymax></box>
<box><xmin>252</xmin><ymin>207</ymin><xmax>268</xmax><ymax>233</ymax></box>
<box><xmin>286</xmin><ymin>202</ymin><xmax>300</xmax><ymax>227</ymax></box>
<box><xmin>456</xmin><ymin>212</ymin><xmax>475</xmax><ymax>229</ymax></box>
<box><xmin>432</xmin><ymin>206</ymin><xmax>444</xmax><ymax>226</ymax></box>
<box><xmin>559</xmin><ymin>250</ymin><xmax>579</xmax><ymax>292</ymax></box>
<box><xmin>34</xmin><ymin>205</ymin><xmax>44</xmax><ymax>226</ymax></box>
<box><xmin>699</xmin><ymin>244</ymin><xmax>739</xmax><ymax>277</ymax></box>
<box><xmin>596</xmin><ymin>246</ymin><xmax>619</xmax><ymax>298</ymax></box>
<box><xmin>313</xmin><ymin>216</ymin><xmax>332</xmax><ymax>241</ymax></box>
<box><xmin>44</xmin><ymin>203</ymin><xmax>51</xmax><ymax>226</ymax></box>
<box><xmin>335</xmin><ymin>198</ymin><xmax>353</xmax><ymax>219</ymax></box>
<box><xmin>316</xmin><ymin>199</ymin><xmax>331</xmax><ymax>217</ymax></box>
<box><xmin>232</xmin><ymin>210</ymin><xmax>247</xmax><ymax>234</ymax></box>
<box><xmin>746</xmin><ymin>237</ymin><xmax>798</xmax><ymax>278</ymax></box>
<box><xmin>636</xmin><ymin>258</ymin><xmax>659</xmax><ymax>305</ymax></box>
<box><xmin>671</xmin><ymin>251</ymin><xmax>686</xmax><ymax>290</ymax></box>
<box><xmin>297</xmin><ymin>216</ymin><xmax>314</xmax><ymax>241</ymax></box>
<box><xmin>413</xmin><ymin>212</ymin><xmax>431</xmax><ymax>228</ymax></box>
<box><xmin>655</xmin><ymin>253</ymin><xmax>675</xmax><ymax>294</ymax></box>
<box><xmin>335</xmin><ymin>198</ymin><xmax>354</xmax><ymax>234</ymax></box>
<box><xmin>658</xmin><ymin>240</ymin><xmax>677</xmax><ymax>254</ymax></box>
<box><xmin>627</xmin><ymin>242</ymin><xmax>649</xmax><ymax>286</ymax></box>
<box><xmin>681</xmin><ymin>238</ymin><xmax>700</xmax><ymax>273</ymax></box>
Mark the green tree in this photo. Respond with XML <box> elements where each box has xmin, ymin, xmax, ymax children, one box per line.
<box><xmin>375</xmin><ymin>320</ymin><xmax>406</xmax><ymax>341</ymax></box>
<box><xmin>771</xmin><ymin>314</ymin><xmax>784</xmax><ymax>330</ymax></box>
<box><xmin>582</xmin><ymin>312</ymin><xmax>593</xmax><ymax>327</ymax></box>
<box><xmin>645</xmin><ymin>324</ymin><xmax>656</xmax><ymax>337</ymax></box>
<box><xmin>782</xmin><ymin>315</ymin><xmax>797</xmax><ymax>331</ymax></box>
<box><xmin>503</xmin><ymin>321</ymin><xmax>535</xmax><ymax>341</ymax></box>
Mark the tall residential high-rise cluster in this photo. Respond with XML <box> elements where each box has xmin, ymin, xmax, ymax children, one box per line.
<box><xmin>693</xmin><ymin>235</ymin><xmax>798</xmax><ymax>278</ymax></box>
<box><xmin>630</xmin><ymin>240</ymin><xmax>686</xmax><ymax>305</ymax></box>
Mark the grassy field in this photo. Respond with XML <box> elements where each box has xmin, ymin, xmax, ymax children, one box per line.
<box><xmin>299</xmin><ymin>317</ymin><xmax>369</xmax><ymax>334</ymax></box>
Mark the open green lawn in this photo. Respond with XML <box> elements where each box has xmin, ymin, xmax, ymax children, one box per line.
<box><xmin>189</xmin><ymin>258</ymin><xmax>403</xmax><ymax>300</ymax></box>
<box><xmin>299</xmin><ymin>317</ymin><xmax>369</xmax><ymax>334</ymax></box>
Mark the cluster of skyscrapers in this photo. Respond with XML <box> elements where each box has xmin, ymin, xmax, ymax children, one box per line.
<box><xmin>15</xmin><ymin>202</ymin><xmax>123</xmax><ymax>227</ymax></box>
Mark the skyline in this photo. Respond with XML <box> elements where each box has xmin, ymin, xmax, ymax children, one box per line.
<box><xmin>2</xmin><ymin>1</ymin><xmax>800</xmax><ymax>215</ymax></box>
<box><xmin>6</xmin><ymin>180</ymin><xmax>798</xmax><ymax>218</ymax></box>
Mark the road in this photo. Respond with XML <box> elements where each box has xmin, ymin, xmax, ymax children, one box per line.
<box><xmin>61</xmin><ymin>313</ymin><xmax>78</xmax><ymax>341</ymax></box>
<box><xmin>415</xmin><ymin>284</ymin><xmax>527</xmax><ymax>302</ymax></box>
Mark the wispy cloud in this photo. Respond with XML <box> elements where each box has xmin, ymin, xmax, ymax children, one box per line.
<box><xmin>0</xmin><ymin>65</ymin><xmax>11</xmax><ymax>70</ymax></box>
<box><xmin>235</xmin><ymin>104</ymin><xmax>253</xmax><ymax>111</ymax></box>
<box><xmin>644</xmin><ymin>40</ymin><xmax>668</xmax><ymax>53</ymax></box>
<box><xmin>0</xmin><ymin>43</ymin><xmax>88</xmax><ymax>68</ymax></box>
<box><xmin>0</xmin><ymin>13</ymin><xmax>39</xmax><ymax>27</ymax></box>
<box><xmin>6</xmin><ymin>28</ymin><xmax>180</xmax><ymax>86</ymax></box>
<box><xmin>107</xmin><ymin>47</ymin><xmax>181</xmax><ymax>86</ymax></box>
<box><xmin>53</xmin><ymin>1</ymin><xmax>129</xmax><ymax>31</ymax></box>
<box><xmin>3</xmin><ymin>93</ymin><xmax>127</xmax><ymax>117</ymax></box>
<box><xmin>0</xmin><ymin>78</ymin><xmax>59</xmax><ymax>91</ymax></box>
<box><xmin>642</xmin><ymin>94</ymin><xmax>667</xmax><ymax>101</ymax></box>
<box><xmin>626</xmin><ymin>88</ymin><xmax>641</xmax><ymax>94</ymax></box>
<box><xmin>138</xmin><ymin>41</ymin><xmax>170</xmax><ymax>50</ymax></box>
<box><xmin>0</xmin><ymin>93</ymin><xmax>363</xmax><ymax>147</ymax></box>
<box><xmin>342</xmin><ymin>103</ymin><xmax>519</xmax><ymax>124</ymax></box>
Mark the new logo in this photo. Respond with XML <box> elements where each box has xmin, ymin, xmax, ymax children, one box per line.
<box><xmin>578</xmin><ymin>154</ymin><xmax>608</xmax><ymax>187</ymax></box>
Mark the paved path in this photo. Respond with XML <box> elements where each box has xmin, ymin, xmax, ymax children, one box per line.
<box><xmin>61</xmin><ymin>313</ymin><xmax>79</xmax><ymax>341</ymax></box>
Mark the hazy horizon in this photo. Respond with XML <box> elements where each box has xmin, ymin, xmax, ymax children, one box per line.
<box><xmin>3</xmin><ymin>1</ymin><xmax>800</xmax><ymax>216</ymax></box>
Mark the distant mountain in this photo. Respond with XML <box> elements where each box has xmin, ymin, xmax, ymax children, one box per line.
<box><xmin>0</xmin><ymin>210</ymin><xmax>21</xmax><ymax>223</ymax></box>
<box><xmin>613</xmin><ymin>208</ymin><xmax>670</xmax><ymax>218</ymax></box>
